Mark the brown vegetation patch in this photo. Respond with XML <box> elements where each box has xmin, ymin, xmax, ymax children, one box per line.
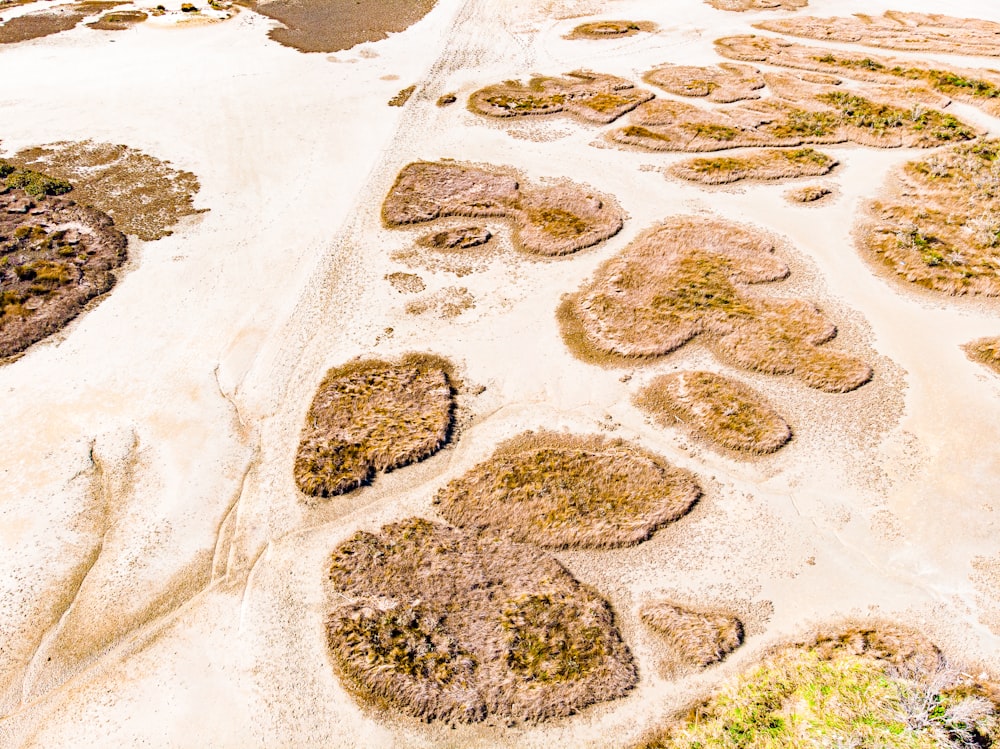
<box><xmin>327</xmin><ymin>517</ymin><xmax>637</xmax><ymax>723</ymax></box>
<box><xmin>468</xmin><ymin>71</ymin><xmax>654</xmax><ymax>124</ymax></box>
<box><xmin>385</xmin><ymin>271</ymin><xmax>425</xmax><ymax>294</ymax></box>
<box><xmin>566</xmin><ymin>20</ymin><xmax>655</xmax><ymax>39</ymax></box>
<box><xmin>634</xmin><ymin>371</ymin><xmax>791</xmax><ymax>454</ymax></box>
<box><xmin>706</xmin><ymin>0</ymin><xmax>806</xmax><ymax>10</ymax></box>
<box><xmin>405</xmin><ymin>286</ymin><xmax>474</xmax><ymax>318</ymax></box>
<box><xmin>0</xmin><ymin>2</ymin><xmax>119</xmax><ymax>43</ymax></box>
<box><xmin>640</xmin><ymin>600</ymin><xmax>743</xmax><ymax>672</ymax></box>
<box><xmin>294</xmin><ymin>353</ymin><xmax>455</xmax><ymax>498</ymax></box>
<box><xmin>670</xmin><ymin>147</ymin><xmax>836</xmax><ymax>185</ymax></box>
<box><xmin>857</xmin><ymin>139</ymin><xmax>1000</xmax><ymax>296</ymax></box>
<box><xmin>86</xmin><ymin>9</ymin><xmax>147</xmax><ymax>29</ymax></box>
<box><xmin>786</xmin><ymin>184</ymin><xmax>832</xmax><ymax>203</ymax></box>
<box><xmin>13</xmin><ymin>141</ymin><xmax>201</xmax><ymax>241</ymax></box>
<box><xmin>417</xmin><ymin>225</ymin><xmax>492</xmax><ymax>251</ymax></box>
<box><xmin>382</xmin><ymin>161</ymin><xmax>623</xmax><ymax>256</ymax></box>
<box><xmin>717</xmin><ymin>35</ymin><xmax>1000</xmax><ymax>117</ymax></box>
<box><xmin>434</xmin><ymin>431</ymin><xmax>700</xmax><ymax>549</ymax></box>
<box><xmin>964</xmin><ymin>336</ymin><xmax>1000</xmax><ymax>375</ymax></box>
<box><xmin>756</xmin><ymin>12</ymin><xmax>1000</xmax><ymax>57</ymax></box>
<box><xmin>0</xmin><ymin>180</ymin><xmax>127</xmax><ymax>359</ymax></box>
<box><xmin>643</xmin><ymin>62</ymin><xmax>765</xmax><ymax>103</ymax></box>
<box><xmin>388</xmin><ymin>85</ymin><xmax>416</xmax><ymax>107</ymax></box>
<box><xmin>559</xmin><ymin>217</ymin><xmax>872</xmax><ymax>392</ymax></box>
<box><xmin>436</xmin><ymin>93</ymin><xmax>457</xmax><ymax>107</ymax></box>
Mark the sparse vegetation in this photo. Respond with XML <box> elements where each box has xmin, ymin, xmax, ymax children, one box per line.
<box><xmin>382</xmin><ymin>161</ymin><xmax>622</xmax><ymax>256</ymax></box>
<box><xmin>326</xmin><ymin>517</ymin><xmax>637</xmax><ymax>723</ymax></box>
<box><xmin>294</xmin><ymin>354</ymin><xmax>456</xmax><ymax>498</ymax></box>
<box><xmin>559</xmin><ymin>217</ymin><xmax>872</xmax><ymax>392</ymax></box>
<box><xmin>86</xmin><ymin>10</ymin><xmax>148</xmax><ymax>30</ymax></box>
<box><xmin>468</xmin><ymin>71</ymin><xmax>654</xmax><ymax>124</ymax></box>
<box><xmin>857</xmin><ymin>139</ymin><xmax>1000</xmax><ymax>296</ymax></box>
<box><xmin>634</xmin><ymin>371</ymin><xmax>791</xmax><ymax>454</ymax></box>
<box><xmin>385</xmin><ymin>271</ymin><xmax>425</xmax><ymax>294</ymax></box>
<box><xmin>388</xmin><ymin>85</ymin><xmax>416</xmax><ymax>107</ymax></box>
<box><xmin>964</xmin><ymin>336</ymin><xmax>1000</xmax><ymax>375</ymax></box>
<box><xmin>405</xmin><ymin>286</ymin><xmax>475</xmax><ymax>318</ymax></box>
<box><xmin>786</xmin><ymin>184</ymin><xmax>832</xmax><ymax>203</ymax></box>
<box><xmin>641</xmin><ymin>601</ymin><xmax>743</xmax><ymax>672</ymax></box>
<box><xmin>706</xmin><ymin>0</ymin><xmax>807</xmax><ymax>10</ymax></box>
<box><xmin>670</xmin><ymin>148</ymin><xmax>837</xmax><ymax>185</ymax></box>
<box><xmin>0</xmin><ymin>2</ymin><xmax>118</xmax><ymax>44</ymax></box>
<box><xmin>434</xmin><ymin>431</ymin><xmax>700</xmax><ymax>548</ymax></box>
<box><xmin>566</xmin><ymin>20</ymin><xmax>655</xmax><ymax>39</ymax></box>
<box><xmin>637</xmin><ymin>624</ymin><xmax>1000</xmax><ymax>749</ymax></box>
<box><xmin>643</xmin><ymin>63</ymin><xmax>765</xmax><ymax>103</ymax></box>
<box><xmin>417</xmin><ymin>225</ymin><xmax>491</xmax><ymax>251</ymax></box>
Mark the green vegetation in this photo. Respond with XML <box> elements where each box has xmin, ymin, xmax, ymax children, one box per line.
<box><xmin>673</xmin><ymin>148</ymin><xmax>837</xmax><ymax>185</ymax></box>
<box><xmin>818</xmin><ymin>91</ymin><xmax>976</xmax><ymax>140</ymax></box>
<box><xmin>0</xmin><ymin>161</ymin><xmax>72</xmax><ymax>198</ymax></box>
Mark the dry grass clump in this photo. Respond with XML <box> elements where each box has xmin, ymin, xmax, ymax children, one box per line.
<box><xmin>294</xmin><ymin>354</ymin><xmax>455</xmax><ymax>498</ymax></box>
<box><xmin>13</xmin><ymin>141</ymin><xmax>202</xmax><ymax>240</ymax></box>
<box><xmin>637</xmin><ymin>623</ymin><xmax>1000</xmax><ymax>748</ymax></box>
<box><xmin>670</xmin><ymin>147</ymin><xmax>836</xmax><ymax>185</ymax></box>
<box><xmin>706</xmin><ymin>0</ymin><xmax>807</xmax><ymax>10</ymax></box>
<box><xmin>634</xmin><ymin>371</ymin><xmax>791</xmax><ymax>454</ymax></box>
<box><xmin>434</xmin><ymin>430</ymin><xmax>700</xmax><ymax>549</ymax></box>
<box><xmin>382</xmin><ymin>161</ymin><xmax>622</xmax><ymax>256</ymax></box>
<box><xmin>964</xmin><ymin>336</ymin><xmax>1000</xmax><ymax>375</ymax></box>
<box><xmin>756</xmin><ymin>12</ymin><xmax>1000</xmax><ymax>57</ymax></box>
<box><xmin>86</xmin><ymin>10</ymin><xmax>147</xmax><ymax>30</ymax></box>
<box><xmin>385</xmin><ymin>271</ymin><xmax>425</xmax><ymax>294</ymax></box>
<box><xmin>405</xmin><ymin>286</ymin><xmax>475</xmax><ymax>318</ymax></box>
<box><xmin>0</xmin><ymin>181</ymin><xmax>127</xmax><ymax>359</ymax></box>
<box><xmin>388</xmin><ymin>85</ymin><xmax>416</xmax><ymax>107</ymax></box>
<box><xmin>0</xmin><ymin>2</ymin><xmax>118</xmax><ymax>43</ymax></box>
<box><xmin>559</xmin><ymin>217</ymin><xmax>872</xmax><ymax>392</ymax></box>
<box><xmin>717</xmin><ymin>35</ymin><xmax>1000</xmax><ymax>117</ymax></box>
<box><xmin>857</xmin><ymin>139</ymin><xmax>1000</xmax><ymax>296</ymax></box>
<box><xmin>786</xmin><ymin>183</ymin><xmax>831</xmax><ymax>203</ymax></box>
<box><xmin>643</xmin><ymin>63</ymin><xmax>765</xmax><ymax>103</ymax></box>
<box><xmin>640</xmin><ymin>601</ymin><xmax>743</xmax><ymax>671</ymax></box>
<box><xmin>416</xmin><ymin>225</ymin><xmax>492</xmax><ymax>251</ymax></box>
<box><xmin>566</xmin><ymin>20</ymin><xmax>655</xmax><ymax>39</ymax></box>
<box><xmin>326</xmin><ymin>517</ymin><xmax>637</xmax><ymax>723</ymax></box>
<box><xmin>468</xmin><ymin>71</ymin><xmax>654</xmax><ymax>125</ymax></box>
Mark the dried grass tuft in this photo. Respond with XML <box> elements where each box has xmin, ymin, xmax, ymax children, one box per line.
<box><xmin>86</xmin><ymin>9</ymin><xmax>147</xmax><ymax>29</ymax></box>
<box><xmin>964</xmin><ymin>336</ymin><xmax>1000</xmax><ymax>375</ymax></box>
<box><xmin>434</xmin><ymin>430</ymin><xmax>700</xmax><ymax>549</ymax></box>
<box><xmin>634</xmin><ymin>371</ymin><xmax>791</xmax><ymax>454</ymax></box>
<box><xmin>786</xmin><ymin>184</ymin><xmax>832</xmax><ymax>203</ymax></box>
<box><xmin>640</xmin><ymin>600</ymin><xmax>743</xmax><ymax>671</ymax></box>
<box><xmin>857</xmin><ymin>139</ymin><xmax>1000</xmax><ymax>296</ymax></box>
<box><xmin>326</xmin><ymin>517</ymin><xmax>637</xmax><ymax>724</ymax></box>
<box><xmin>706</xmin><ymin>0</ymin><xmax>807</xmax><ymax>10</ymax></box>
<box><xmin>383</xmin><ymin>161</ymin><xmax>623</xmax><ymax>256</ymax></box>
<box><xmin>388</xmin><ymin>85</ymin><xmax>416</xmax><ymax>107</ymax></box>
<box><xmin>417</xmin><ymin>225</ymin><xmax>492</xmax><ymax>251</ymax></box>
<box><xmin>294</xmin><ymin>353</ymin><xmax>456</xmax><ymax>498</ymax></box>
<box><xmin>669</xmin><ymin>147</ymin><xmax>837</xmax><ymax>185</ymax></box>
<box><xmin>468</xmin><ymin>70</ymin><xmax>654</xmax><ymax>125</ymax></box>
<box><xmin>559</xmin><ymin>216</ymin><xmax>872</xmax><ymax>392</ymax></box>
<box><xmin>643</xmin><ymin>62</ymin><xmax>765</xmax><ymax>103</ymax></box>
<box><xmin>566</xmin><ymin>20</ymin><xmax>656</xmax><ymax>39</ymax></box>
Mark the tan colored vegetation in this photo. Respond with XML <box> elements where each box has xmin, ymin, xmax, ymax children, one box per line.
<box><xmin>436</xmin><ymin>93</ymin><xmax>457</xmax><ymax>107</ymax></box>
<box><xmin>294</xmin><ymin>354</ymin><xmax>455</xmax><ymax>498</ymax></box>
<box><xmin>857</xmin><ymin>139</ymin><xmax>1000</xmax><ymax>296</ymax></box>
<box><xmin>468</xmin><ymin>71</ymin><xmax>654</xmax><ymax>124</ymax></box>
<box><xmin>640</xmin><ymin>600</ymin><xmax>743</xmax><ymax>671</ymax></box>
<box><xmin>326</xmin><ymin>517</ymin><xmax>637</xmax><ymax>723</ymax></box>
<box><xmin>786</xmin><ymin>183</ymin><xmax>831</xmax><ymax>203</ymax></box>
<box><xmin>634</xmin><ymin>371</ymin><xmax>791</xmax><ymax>454</ymax></box>
<box><xmin>434</xmin><ymin>430</ymin><xmax>700</xmax><ymax>549</ymax></box>
<box><xmin>0</xmin><ymin>180</ymin><xmax>127</xmax><ymax>359</ymax></box>
<box><xmin>637</xmin><ymin>623</ymin><xmax>1000</xmax><ymax>748</ymax></box>
<box><xmin>388</xmin><ymin>85</ymin><xmax>416</xmax><ymax>107</ymax></box>
<box><xmin>382</xmin><ymin>161</ymin><xmax>623</xmax><ymax>256</ymax></box>
<box><xmin>706</xmin><ymin>0</ymin><xmax>807</xmax><ymax>10</ymax></box>
<box><xmin>717</xmin><ymin>35</ymin><xmax>1000</xmax><ymax>117</ymax></box>
<box><xmin>385</xmin><ymin>271</ymin><xmax>425</xmax><ymax>294</ymax></box>
<box><xmin>86</xmin><ymin>10</ymin><xmax>147</xmax><ymax>30</ymax></box>
<box><xmin>756</xmin><ymin>12</ymin><xmax>1000</xmax><ymax>57</ymax></box>
<box><xmin>670</xmin><ymin>147</ymin><xmax>836</xmax><ymax>185</ymax></box>
<box><xmin>643</xmin><ymin>62</ymin><xmax>764</xmax><ymax>103</ymax></box>
<box><xmin>0</xmin><ymin>2</ymin><xmax>119</xmax><ymax>43</ymax></box>
<box><xmin>416</xmin><ymin>225</ymin><xmax>491</xmax><ymax>250</ymax></box>
<box><xmin>405</xmin><ymin>286</ymin><xmax>475</xmax><ymax>318</ymax></box>
<box><xmin>559</xmin><ymin>217</ymin><xmax>872</xmax><ymax>392</ymax></box>
<box><xmin>964</xmin><ymin>336</ymin><xmax>1000</xmax><ymax>375</ymax></box>
<box><xmin>13</xmin><ymin>141</ymin><xmax>202</xmax><ymax>241</ymax></box>
<box><xmin>566</xmin><ymin>20</ymin><xmax>655</xmax><ymax>39</ymax></box>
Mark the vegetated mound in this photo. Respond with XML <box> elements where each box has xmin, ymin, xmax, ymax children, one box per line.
<box><xmin>86</xmin><ymin>9</ymin><xmax>147</xmax><ymax>29</ymax></box>
<box><xmin>717</xmin><ymin>35</ymin><xmax>1000</xmax><ymax>117</ymax></box>
<box><xmin>468</xmin><ymin>71</ymin><xmax>654</xmax><ymax>124</ymax></box>
<box><xmin>417</xmin><ymin>225</ymin><xmax>492</xmax><ymax>251</ymax></box>
<box><xmin>965</xmin><ymin>336</ymin><xmax>1000</xmax><ymax>375</ymax></box>
<box><xmin>634</xmin><ymin>371</ymin><xmax>791</xmax><ymax>454</ymax></box>
<box><xmin>786</xmin><ymin>183</ymin><xmax>832</xmax><ymax>203</ymax></box>
<box><xmin>326</xmin><ymin>517</ymin><xmax>637</xmax><ymax>723</ymax></box>
<box><xmin>640</xmin><ymin>601</ymin><xmax>743</xmax><ymax>672</ymax></box>
<box><xmin>0</xmin><ymin>172</ymin><xmax>127</xmax><ymax>359</ymax></box>
<box><xmin>670</xmin><ymin>147</ymin><xmax>836</xmax><ymax>185</ymax></box>
<box><xmin>559</xmin><ymin>217</ymin><xmax>872</xmax><ymax>392</ymax></box>
<box><xmin>609</xmin><ymin>86</ymin><xmax>977</xmax><ymax>152</ymax></box>
<box><xmin>635</xmin><ymin>623</ymin><xmax>1000</xmax><ymax>748</ymax></box>
<box><xmin>0</xmin><ymin>2</ymin><xmax>119</xmax><ymax>43</ymax></box>
<box><xmin>245</xmin><ymin>0</ymin><xmax>435</xmax><ymax>53</ymax></box>
<box><xmin>382</xmin><ymin>161</ymin><xmax>623</xmax><ymax>256</ymax></box>
<box><xmin>857</xmin><ymin>139</ymin><xmax>1000</xmax><ymax>296</ymax></box>
<box><xmin>566</xmin><ymin>20</ymin><xmax>655</xmax><ymax>39</ymax></box>
<box><xmin>434</xmin><ymin>430</ymin><xmax>700</xmax><ymax>549</ymax></box>
<box><xmin>643</xmin><ymin>62</ymin><xmax>765</xmax><ymax>103</ymax></box>
<box><xmin>13</xmin><ymin>141</ymin><xmax>201</xmax><ymax>240</ymax></box>
<box><xmin>706</xmin><ymin>0</ymin><xmax>807</xmax><ymax>10</ymax></box>
<box><xmin>294</xmin><ymin>354</ymin><xmax>455</xmax><ymax>498</ymax></box>
<box><xmin>755</xmin><ymin>11</ymin><xmax>1000</xmax><ymax>56</ymax></box>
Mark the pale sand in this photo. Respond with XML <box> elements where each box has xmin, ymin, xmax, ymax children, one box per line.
<box><xmin>0</xmin><ymin>0</ymin><xmax>1000</xmax><ymax>746</ymax></box>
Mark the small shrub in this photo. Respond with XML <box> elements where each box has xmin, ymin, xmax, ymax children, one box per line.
<box><xmin>640</xmin><ymin>601</ymin><xmax>743</xmax><ymax>671</ymax></box>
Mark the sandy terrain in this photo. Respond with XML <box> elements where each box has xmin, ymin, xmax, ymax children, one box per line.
<box><xmin>1</xmin><ymin>0</ymin><xmax>1000</xmax><ymax>746</ymax></box>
